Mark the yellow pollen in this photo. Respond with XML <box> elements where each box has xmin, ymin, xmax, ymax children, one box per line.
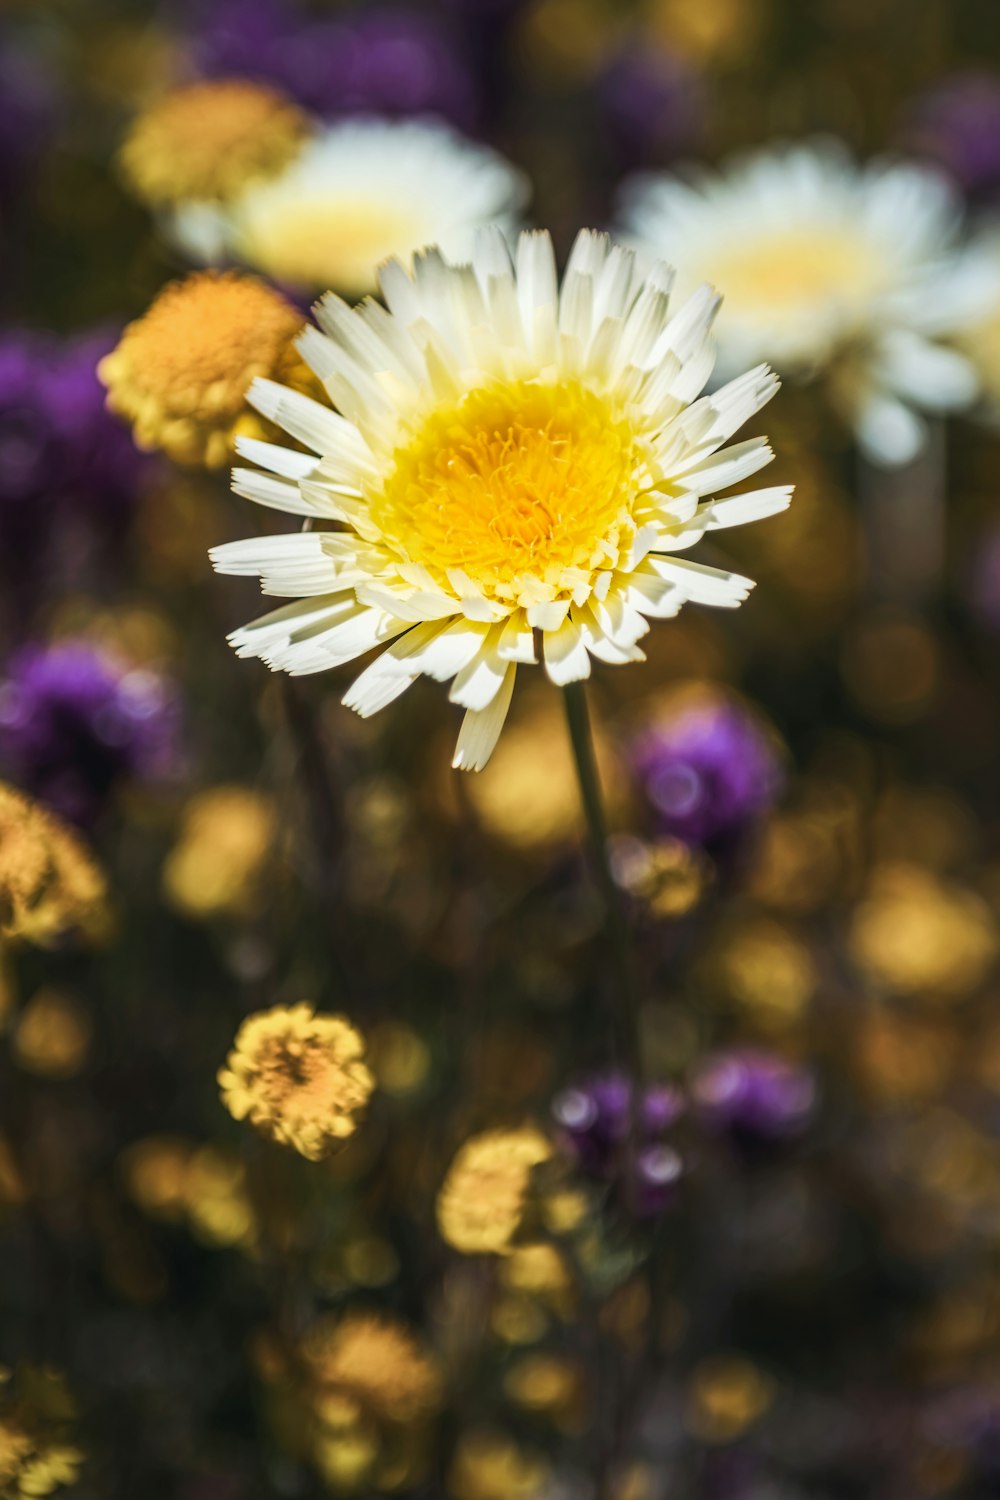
<box><xmin>120</xmin><ymin>79</ymin><xmax>309</xmax><ymax>206</ymax></box>
<box><xmin>705</xmin><ymin>227</ymin><xmax>883</xmax><ymax>319</ymax></box>
<box><xmin>374</xmin><ymin>380</ymin><xmax>641</xmax><ymax>600</ymax></box>
<box><xmin>235</xmin><ymin>195</ymin><xmax>428</xmax><ymax>296</ymax></box>
<box><xmin>99</xmin><ymin>271</ymin><xmax>311</xmax><ymax>468</ymax></box>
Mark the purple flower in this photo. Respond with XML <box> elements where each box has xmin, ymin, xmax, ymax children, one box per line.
<box><xmin>192</xmin><ymin>0</ymin><xmax>479</xmax><ymax>127</ymax></box>
<box><xmin>905</xmin><ymin>72</ymin><xmax>1000</xmax><ymax>202</ymax></box>
<box><xmin>0</xmin><ymin>40</ymin><xmax>58</xmax><ymax>206</ymax></box>
<box><xmin>630</xmin><ymin>692</ymin><xmax>782</xmax><ymax>852</ymax></box>
<box><xmin>0</xmin><ymin>642</ymin><xmax>182</xmax><ymax>827</ymax></box>
<box><xmin>553</xmin><ymin>1072</ymin><xmax>685</xmax><ymax>1217</ymax></box>
<box><xmin>0</xmin><ymin>330</ymin><xmax>147</xmax><ymax>552</ymax></box>
<box><xmin>693</xmin><ymin>1049</ymin><xmax>816</xmax><ymax>1145</ymax></box>
<box><xmin>596</xmin><ymin>41</ymin><xmax>705</xmax><ymax>168</ymax></box>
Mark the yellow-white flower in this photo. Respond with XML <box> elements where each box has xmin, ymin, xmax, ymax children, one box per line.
<box><xmin>211</xmin><ymin>229</ymin><xmax>790</xmax><ymax>771</ymax></box>
<box><xmin>619</xmin><ymin>141</ymin><xmax>979</xmax><ymax>465</ymax></box>
<box><xmin>181</xmin><ymin>117</ymin><xmax>528</xmax><ymax>298</ymax></box>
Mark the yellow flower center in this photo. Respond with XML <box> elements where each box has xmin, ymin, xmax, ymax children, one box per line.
<box><xmin>120</xmin><ymin>80</ymin><xmax>309</xmax><ymax>206</ymax></box>
<box><xmin>373</xmin><ymin>379</ymin><xmax>641</xmax><ymax>600</ymax></box>
<box><xmin>235</xmin><ymin>195</ymin><xmax>428</xmax><ymax>296</ymax></box>
<box><xmin>705</xmin><ymin>227</ymin><xmax>883</xmax><ymax>323</ymax></box>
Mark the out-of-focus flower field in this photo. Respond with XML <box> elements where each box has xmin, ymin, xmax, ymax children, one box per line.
<box><xmin>3</xmin><ymin>0</ymin><xmax>1000</xmax><ymax>1496</ymax></box>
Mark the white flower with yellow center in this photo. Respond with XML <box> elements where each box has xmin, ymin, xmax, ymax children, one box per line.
<box><xmin>193</xmin><ymin>117</ymin><xmax>528</xmax><ymax>299</ymax></box>
<box><xmin>619</xmin><ymin>141</ymin><xmax>979</xmax><ymax>465</ymax></box>
<box><xmin>211</xmin><ymin>229</ymin><xmax>790</xmax><ymax>770</ymax></box>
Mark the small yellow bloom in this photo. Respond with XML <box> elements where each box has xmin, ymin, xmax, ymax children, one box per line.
<box><xmin>99</xmin><ymin>270</ymin><xmax>311</xmax><ymax>468</ymax></box>
<box><xmin>119</xmin><ymin>78</ymin><xmax>310</xmax><ymax>208</ymax></box>
<box><xmin>303</xmin><ymin>1312</ymin><xmax>442</xmax><ymax>1424</ymax></box>
<box><xmin>218</xmin><ymin>1003</ymin><xmax>374</xmax><ymax>1161</ymax></box>
<box><xmin>163</xmin><ymin>784</ymin><xmax>277</xmax><ymax>918</ymax></box>
<box><xmin>437</xmin><ymin>1126</ymin><xmax>551</xmax><ymax>1255</ymax></box>
<box><xmin>0</xmin><ymin>783</ymin><xmax>108</xmax><ymax>947</ymax></box>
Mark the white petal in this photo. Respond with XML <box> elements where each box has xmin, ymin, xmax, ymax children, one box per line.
<box><xmin>542</xmin><ymin>616</ymin><xmax>591</xmax><ymax>686</ymax></box>
<box><xmin>705</xmin><ymin>485</ymin><xmax>794</xmax><ymax>529</ymax></box>
<box><xmin>452</xmin><ymin>662</ymin><xmax>517</xmax><ymax>772</ymax></box>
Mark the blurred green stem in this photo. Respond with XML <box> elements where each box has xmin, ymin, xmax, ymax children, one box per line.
<box><xmin>562</xmin><ymin>681</ymin><xmax>643</xmax><ymax>1084</ymax></box>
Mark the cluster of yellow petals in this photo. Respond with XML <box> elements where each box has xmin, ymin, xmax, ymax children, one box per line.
<box><xmin>0</xmin><ymin>783</ymin><xmax>108</xmax><ymax>947</ymax></box>
<box><xmin>218</xmin><ymin>1003</ymin><xmax>375</xmax><ymax>1161</ymax></box>
<box><xmin>436</xmin><ymin>1126</ymin><xmax>552</xmax><ymax>1255</ymax></box>
<box><xmin>99</xmin><ymin>270</ymin><xmax>310</xmax><ymax>468</ymax></box>
<box><xmin>119</xmin><ymin>79</ymin><xmax>309</xmax><ymax>207</ymax></box>
<box><xmin>377</xmin><ymin>378</ymin><xmax>641</xmax><ymax>603</ymax></box>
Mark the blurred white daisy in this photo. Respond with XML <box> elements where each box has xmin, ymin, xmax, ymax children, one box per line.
<box><xmin>211</xmin><ymin>229</ymin><xmax>790</xmax><ymax>771</ymax></box>
<box><xmin>180</xmin><ymin>117</ymin><xmax>529</xmax><ymax>299</ymax></box>
<box><xmin>941</xmin><ymin>226</ymin><xmax>1000</xmax><ymax>416</ymax></box>
<box><xmin>618</xmin><ymin>140</ymin><xmax>980</xmax><ymax>465</ymax></box>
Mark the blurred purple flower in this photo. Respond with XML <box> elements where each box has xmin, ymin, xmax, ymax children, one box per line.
<box><xmin>596</xmin><ymin>42</ymin><xmax>705</xmax><ymax>168</ymax></box>
<box><xmin>0</xmin><ymin>40</ymin><xmax>58</xmax><ymax>205</ymax></box>
<box><xmin>553</xmin><ymin>1072</ymin><xmax>685</xmax><ymax>1217</ymax></box>
<box><xmin>630</xmin><ymin>694</ymin><xmax>783</xmax><ymax>851</ymax></box>
<box><xmin>0</xmin><ymin>330</ymin><xmax>148</xmax><ymax>605</ymax></box>
<box><xmin>193</xmin><ymin>0</ymin><xmax>478</xmax><ymax>127</ymax></box>
<box><xmin>905</xmin><ymin>71</ymin><xmax>1000</xmax><ymax>202</ymax></box>
<box><xmin>969</xmin><ymin>525</ymin><xmax>1000</xmax><ymax>632</ymax></box>
<box><xmin>0</xmin><ymin>642</ymin><xmax>182</xmax><ymax>826</ymax></box>
<box><xmin>924</xmin><ymin>1387</ymin><xmax>1000</xmax><ymax>1481</ymax></box>
<box><xmin>693</xmin><ymin>1049</ymin><xmax>816</xmax><ymax>1145</ymax></box>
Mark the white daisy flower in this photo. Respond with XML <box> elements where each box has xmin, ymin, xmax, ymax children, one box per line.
<box><xmin>939</xmin><ymin>226</ymin><xmax>1000</xmax><ymax>418</ymax></box>
<box><xmin>618</xmin><ymin>140</ymin><xmax>980</xmax><ymax>466</ymax></box>
<box><xmin>211</xmin><ymin>229</ymin><xmax>791</xmax><ymax>771</ymax></box>
<box><xmin>177</xmin><ymin>117</ymin><xmax>529</xmax><ymax>299</ymax></box>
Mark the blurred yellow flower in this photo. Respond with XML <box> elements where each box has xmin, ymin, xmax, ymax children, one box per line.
<box><xmin>120</xmin><ymin>78</ymin><xmax>310</xmax><ymax>209</ymax></box>
<box><xmin>99</xmin><ymin>270</ymin><xmax>311</xmax><ymax>468</ymax></box>
<box><xmin>162</xmin><ymin>784</ymin><xmax>277</xmax><ymax>919</ymax></box>
<box><xmin>850</xmin><ymin>863</ymin><xmax>997</xmax><ymax>1001</ymax></box>
<box><xmin>437</xmin><ymin>1126</ymin><xmax>551</xmax><ymax>1255</ymax></box>
<box><xmin>686</xmin><ymin>1356</ymin><xmax>774</xmax><ymax>1443</ymax></box>
<box><xmin>0</xmin><ymin>1367</ymin><xmax>82</xmax><ymax>1500</ymax></box>
<box><xmin>218</xmin><ymin>1003</ymin><xmax>374</xmax><ymax>1161</ymax></box>
<box><xmin>449</xmin><ymin>1429</ymin><xmax>549</xmax><ymax>1500</ymax></box>
<box><xmin>303</xmin><ymin>1311</ymin><xmax>442</xmax><ymax>1425</ymax></box>
<box><xmin>12</xmin><ymin>991</ymin><xmax>91</xmax><ymax>1080</ymax></box>
<box><xmin>122</xmin><ymin>1138</ymin><xmax>257</xmax><ymax>1248</ymax></box>
<box><xmin>0</xmin><ymin>783</ymin><xmax>108</xmax><ymax>947</ymax></box>
<box><xmin>711</xmin><ymin>916</ymin><xmax>815</xmax><ymax>1032</ymax></box>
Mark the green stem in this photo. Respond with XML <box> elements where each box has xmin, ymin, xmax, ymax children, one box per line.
<box><xmin>561</xmin><ymin>681</ymin><xmax>644</xmax><ymax>1086</ymax></box>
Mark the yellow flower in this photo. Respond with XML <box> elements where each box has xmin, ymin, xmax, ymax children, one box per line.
<box><xmin>0</xmin><ymin>1367</ymin><xmax>82</xmax><ymax>1500</ymax></box>
<box><xmin>162</xmin><ymin>784</ymin><xmax>277</xmax><ymax>918</ymax></box>
<box><xmin>686</xmin><ymin>1357</ymin><xmax>774</xmax><ymax>1443</ymax></box>
<box><xmin>302</xmin><ymin>1312</ymin><xmax>442</xmax><ymax>1424</ymax></box>
<box><xmin>119</xmin><ymin>78</ymin><xmax>310</xmax><ymax>209</ymax></box>
<box><xmin>437</xmin><ymin>1126</ymin><xmax>551</xmax><ymax>1255</ymax></box>
<box><xmin>850</xmin><ymin>863</ymin><xmax>997</xmax><ymax>1001</ymax></box>
<box><xmin>99</xmin><ymin>270</ymin><xmax>312</xmax><ymax>468</ymax></box>
<box><xmin>212</xmin><ymin>229</ymin><xmax>789</xmax><ymax>770</ymax></box>
<box><xmin>12</xmin><ymin>991</ymin><xmax>91</xmax><ymax>1080</ymax></box>
<box><xmin>0</xmin><ymin>783</ymin><xmax>108</xmax><ymax>947</ymax></box>
<box><xmin>218</xmin><ymin>1003</ymin><xmax>374</xmax><ymax>1161</ymax></box>
<box><xmin>450</xmin><ymin>1430</ymin><xmax>549</xmax><ymax>1500</ymax></box>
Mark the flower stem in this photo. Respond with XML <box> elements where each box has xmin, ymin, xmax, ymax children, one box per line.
<box><xmin>561</xmin><ymin>681</ymin><xmax>644</xmax><ymax>1085</ymax></box>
